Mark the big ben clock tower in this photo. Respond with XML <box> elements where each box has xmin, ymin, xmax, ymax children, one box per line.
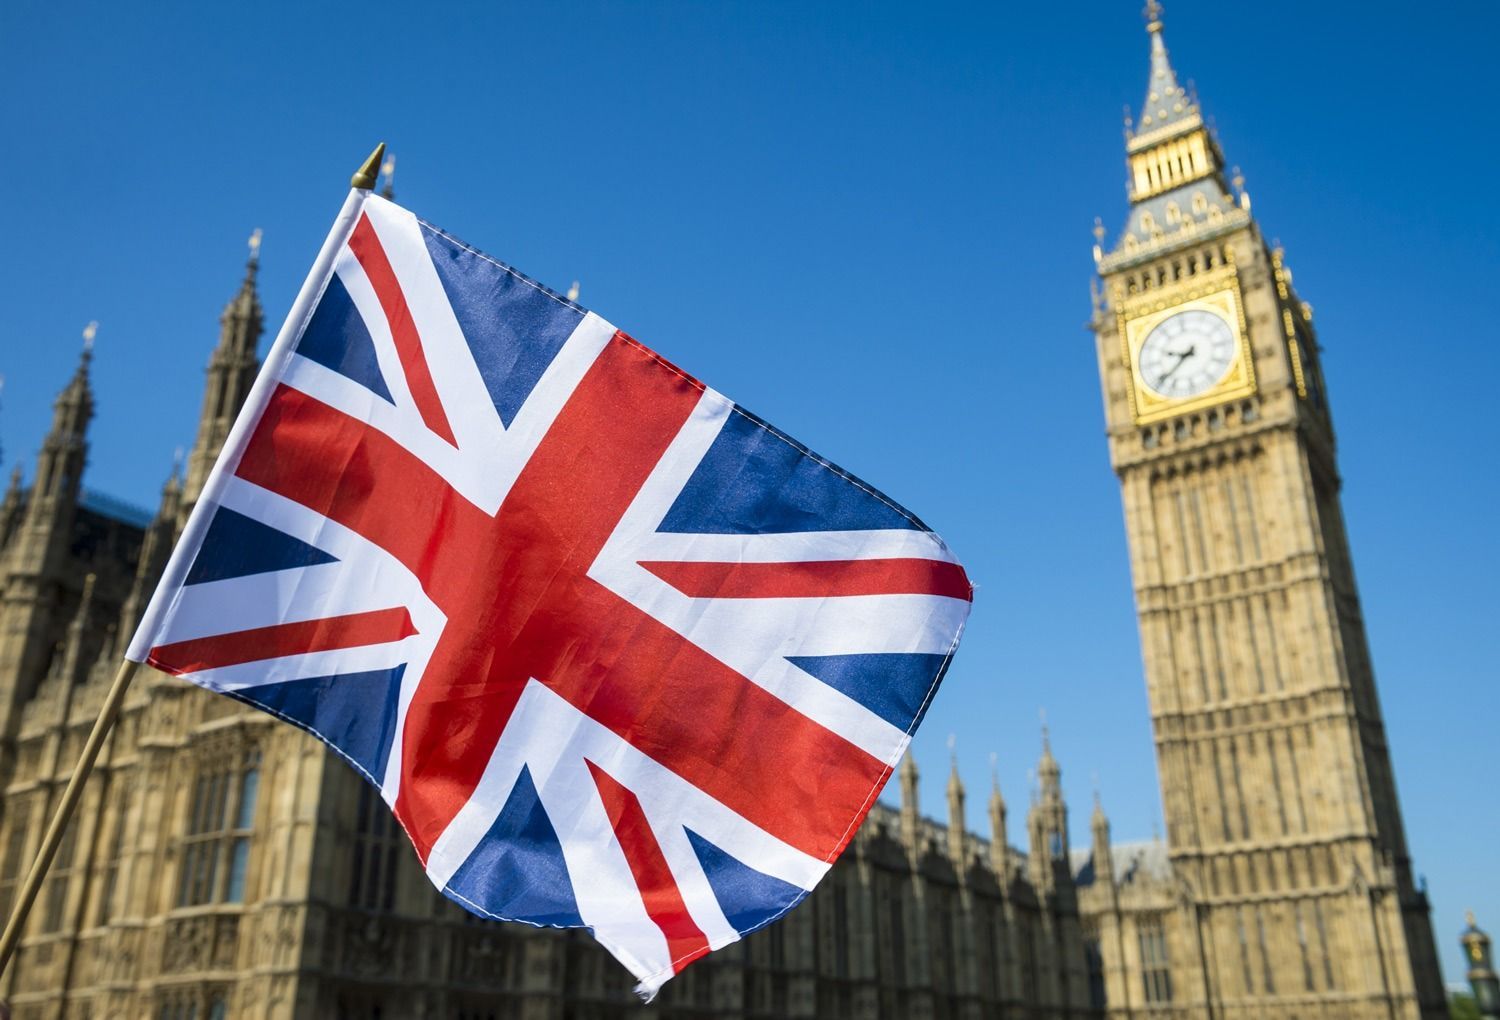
<box><xmin>1088</xmin><ymin>6</ymin><xmax>1446</xmax><ymax>1017</ymax></box>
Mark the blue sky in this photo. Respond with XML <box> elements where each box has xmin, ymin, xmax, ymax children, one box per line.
<box><xmin>2</xmin><ymin>0</ymin><xmax>1496</xmax><ymax>986</ymax></box>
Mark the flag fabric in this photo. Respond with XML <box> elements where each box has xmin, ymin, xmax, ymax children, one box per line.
<box><xmin>129</xmin><ymin>192</ymin><xmax>971</xmax><ymax>997</ymax></box>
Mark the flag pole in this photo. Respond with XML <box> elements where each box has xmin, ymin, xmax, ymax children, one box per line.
<box><xmin>0</xmin><ymin>143</ymin><xmax>386</xmax><ymax>980</ymax></box>
<box><xmin>0</xmin><ymin>659</ymin><xmax>139</xmax><ymax>975</ymax></box>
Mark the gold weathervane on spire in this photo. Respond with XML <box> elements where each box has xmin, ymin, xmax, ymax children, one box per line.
<box><xmin>81</xmin><ymin>321</ymin><xmax>98</xmax><ymax>352</ymax></box>
<box><xmin>248</xmin><ymin>228</ymin><xmax>263</xmax><ymax>263</ymax></box>
<box><xmin>1143</xmin><ymin>0</ymin><xmax>1164</xmax><ymax>33</ymax></box>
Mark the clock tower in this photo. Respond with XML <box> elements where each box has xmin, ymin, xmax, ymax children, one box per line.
<box><xmin>1088</xmin><ymin>6</ymin><xmax>1446</xmax><ymax>1017</ymax></box>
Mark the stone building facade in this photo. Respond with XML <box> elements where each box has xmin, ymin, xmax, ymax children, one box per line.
<box><xmin>0</xmin><ymin>248</ymin><xmax>1097</xmax><ymax>1018</ymax></box>
<box><xmin>1078</xmin><ymin>7</ymin><xmax>1447</xmax><ymax>1019</ymax></box>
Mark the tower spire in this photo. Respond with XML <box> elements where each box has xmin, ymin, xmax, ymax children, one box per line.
<box><xmin>988</xmin><ymin>752</ymin><xmax>1010</xmax><ymax>879</ymax></box>
<box><xmin>33</xmin><ymin>329</ymin><xmax>95</xmax><ymax>506</ymax></box>
<box><xmin>946</xmin><ymin>735</ymin><xmax>966</xmax><ymax>867</ymax></box>
<box><xmin>899</xmin><ymin>748</ymin><xmax>921</xmax><ymax>858</ymax></box>
<box><xmin>182</xmin><ymin>234</ymin><xmax>265</xmax><ymax>517</ymax></box>
<box><xmin>1133</xmin><ymin>1</ymin><xmax>1196</xmax><ymax>141</ymax></box>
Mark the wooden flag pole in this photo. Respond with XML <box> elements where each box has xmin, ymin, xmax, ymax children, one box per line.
<box><xmin>0</xmin><ymin>658</ymin><xmax>141</xmax><ymax>975</ymax></box>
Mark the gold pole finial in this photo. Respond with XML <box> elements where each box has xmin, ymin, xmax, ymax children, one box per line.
<box><xmin>351</xmin><ymin>142</ymin><xmax>387</xmax><ymax>191</ymax></box>
<box><xmin>566</xmin><ymin>281</ymin><xmax>581</xmax><ymax>303</ymax></box>
<box><xmin>81</xmin><ymin>321</ymin><xmax>98</xmax><ymax>352</ymax></box>
<box><xmin>1143</xmin><ymin>0</ymin><xmax>1164</xmax><ymax>33</ymax></box>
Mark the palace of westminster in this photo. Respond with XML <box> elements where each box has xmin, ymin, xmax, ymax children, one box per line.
<box><xmin>0</xmin><ymin>9</ymin><xmax>1454</xmax><ymax>1020</ymax></box>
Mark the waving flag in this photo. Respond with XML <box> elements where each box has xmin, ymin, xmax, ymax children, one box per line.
<box><xmin>129</xmin><ymin>190</ymin><xmax>971</xmax><ymax>997</ymax></box>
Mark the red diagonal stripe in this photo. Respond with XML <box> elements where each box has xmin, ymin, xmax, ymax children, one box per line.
<box><xmin>638</xmin><ymin>557</ymin><xmax>973</xmax><ymax>601</ymax></box>
<box><xmin>347</xmin><ymin>213</ymin><xmax>457</xmax><ymax>447</ymax></box>
<box><xmin>148</xmin><ymin>607</ymin><xmax>418</xmax><ymax>675</ymax></box>
<box><xmin>587</xmin><ymin>760</ymin><xmax>712</xmax><ymax>975</ymax></box>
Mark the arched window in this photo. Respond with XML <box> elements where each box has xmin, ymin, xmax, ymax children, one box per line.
<box><xmin>178</xmin><ymin>747</ymin><xmax>260</xmax><ymax>906</ymax></box>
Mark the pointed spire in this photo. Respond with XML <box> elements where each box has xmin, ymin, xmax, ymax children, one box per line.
<box><xmin>1132</xmin><ymin>1</ymin><xmax>1197</xmax><ymax>141</ymax></box>
<box><xmin>988</xmin><ymin>752</ymin><xmax>1010</xmax><ymax>878</ymax></box>
<box><xmin>0</xmin><ymin>464</ymin><xmax>22</xmax><ymax>541</ymax></box>
<box><xmin>1037</xmin><ymin>711</ymin><xmax>1061</xmax><ymax>793</ymax></box>
<box><xmin>900</xmin><ymin>748</ymin><xmax>920</xmax><ymax>808</ymax></box>
<box><xmin>120</xmin><ymin>456</ymin><xmax>185</xmax><ymax>638</ymax></box>
<box><xmin>225</xmin><ymin>229</ymin><xmax>265</xmax><ymax>330</ymax></box>
<box><xmin>184</xmin><ymin>237</ymin><xmax>265</xmax><ymax>514</ymax></box>
<box><xmin>1090</xmin><ymin>787</ymin><xmax>1115</xmax><ymax>891</ymax></box>
<box><xmin>58</xmin><ymin>325</ymin><xmax>96</xmax><ymax>426</ymax></box>
<box><xmin>30</xmin><ymin>331</ymin><xmax>95</xmax><ymax>507</ymax></box>
<box><xmin>946</xmin><ymin>734</ymin><xmax>963</xmax><ymax>797</ymax></box>
<box><xmin>946</xmin><ymin>735</ymin><xmax>966</xmax><ymax>865</ymax></box>
<box><xmin>899</xmin><ymin>748</ymin><xmax>921</xmax><ymax>856</ymax></box>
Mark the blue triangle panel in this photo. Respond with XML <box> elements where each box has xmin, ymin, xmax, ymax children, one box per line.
<box><xmin>658</xmin><ymin>406</ymin><xmax>927</xmax><ymax>535</ymax></box>
<box><xmin>420</xmin><ymin>224</ymin><xmax>584</xmax><ymax>429</ymax></box>
<box><xmin>296</xmin><ymin>273</ymin><xmax>394</xmax><ymax>403</ymax></box>
<box><xmin>786</xmin><ymin>652</ymin><xmax>949</xmax><ymax>730</ymax></box>
<box><xmin>234</xmin><ymin>664</ymin><xmax>405</xmax><ymax>784</ymax></box>
<box><xmin>686</xmin><ymin>828</ymin><xmax>806</xmax><ymax>936</ymax></box>
<box><xmin>184</xmin><ymin>508</ymin><xmax>339</xmax><ymax>586</ymax></box>
<box><xmin>445</xmin><ymin>766</ymin><xmax>584</xmax><ymax>927</ymax></box>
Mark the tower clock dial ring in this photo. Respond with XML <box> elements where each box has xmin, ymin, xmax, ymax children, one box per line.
<box><xmin>1137</xmin><ymin>308</ymin><xmax>1238</xmax><ymax>399</ymax></box>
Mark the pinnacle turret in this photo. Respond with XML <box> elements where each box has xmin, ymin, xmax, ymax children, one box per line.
<box><xmin>1028</xmin><ymin>724</ymin><xmax>1070</xmax><ymax>883</ymax></box>
<box><xmin>899</xmin><ymin>749</ymin><xmax>921</xmax><ymax>856</ymax></box>
<box><xmin>989</xmin><ymin>760</ymin><xmax>1010</xmax><ymax>879</ymax></box>
<box><xmin>0</xmin><ymin>465</ymin><xmax>22</xmax><ymax>550</ymax></box>
<box><xmin>183</xmin><ymin>234</ymin><xmax>264</xmax><ymax>515</ymax></box>
<box><xmin>946</xmin><ymin>743</ymin><xmax>966</xmax><ymax>867</ymax></box>
<box><xmin>119</xmin><ymin>461</ymin><xmax>184</xmax><ymax>639</ymax></box>
<box><xmin>30</xmin><ymin>331</ymin><xmax>95</xmax><ymax>509</ymax></box>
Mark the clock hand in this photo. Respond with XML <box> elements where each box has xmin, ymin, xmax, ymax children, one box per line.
<box><xmin>1157</xmin><ymin>345</ymin><xmax>1195</xmax><ymax>382</ymax></box>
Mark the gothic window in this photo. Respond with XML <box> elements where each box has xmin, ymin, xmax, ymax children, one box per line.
<box><xmin>1296</xmin><ymin>903</ymin><xmax>1316</xmax><ymax>991</ymax></box>
<box><xmin>96</xmin><ymin>784</ymin><xmax>131</xmax><ymax>925</ymax></box>
<box><xmin>177</xmin><ymin>748</ymin><xmax>260</xmax><ymax>907</ymax></box>
<box><xmin>1019</xmin><ymin>925</ymin><xmax>1037</xmax><ymax>1004</ymax></box>
<box><xmin>0</xmin><ymin>806</ymin><xmax>33</xmax><ymax>924</ymax></box>
<box><xmin>348</xmin><ymin>781</ymin><xmax>400</xmax><ymax>911</ymax></box>
<box><xmin>157</xmin><ymin>991</ymin><xmax>223</xmax><ymax>1020</ymax></box>
<box><xmin>40</xmin><ymin>817</ymin><xmax>80</xmax><ymax>933</ymax></box>
<box><xmin>1313</xmin><ymin>900</ymin><xmax>1337</xmax><ymax>988</ymax></box>
<box><xmin>1138</xmin><ymin>916</ymin><xmax>1172</xmax><ymax>1003</ymax></box>
<box><xmin>1236</xmin><ymin>909</ymin><xmax>1254</xmax><ymax>994</ymax></box>
<box><xmin>1255</xmin><ymin>907</ymin><xmax>1276</xmax><ymax>993</ymax></box>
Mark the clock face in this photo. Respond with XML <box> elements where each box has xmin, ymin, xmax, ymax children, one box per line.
<box><xmin>1137</xmin><ymin>309</ymin><xmax>1238</xmax><ymax>399</ymax></box>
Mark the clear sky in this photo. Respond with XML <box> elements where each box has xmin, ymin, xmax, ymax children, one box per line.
<box><xmin>2</xmin><ymin>0</ymin><xmax>1496</xmax><ymax>987</ymax></box>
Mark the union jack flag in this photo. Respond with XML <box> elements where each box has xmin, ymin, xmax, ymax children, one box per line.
<box><xmin>129</xmin><ymin>193</ymin><xmax>971</xmax><ymax>996</ymax></box>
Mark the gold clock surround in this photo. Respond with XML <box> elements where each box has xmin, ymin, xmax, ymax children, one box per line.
<box><xmin>1116</xmin><ymin>265</ymin><xmax>1255</xmax><ymax>425</ymax></box>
